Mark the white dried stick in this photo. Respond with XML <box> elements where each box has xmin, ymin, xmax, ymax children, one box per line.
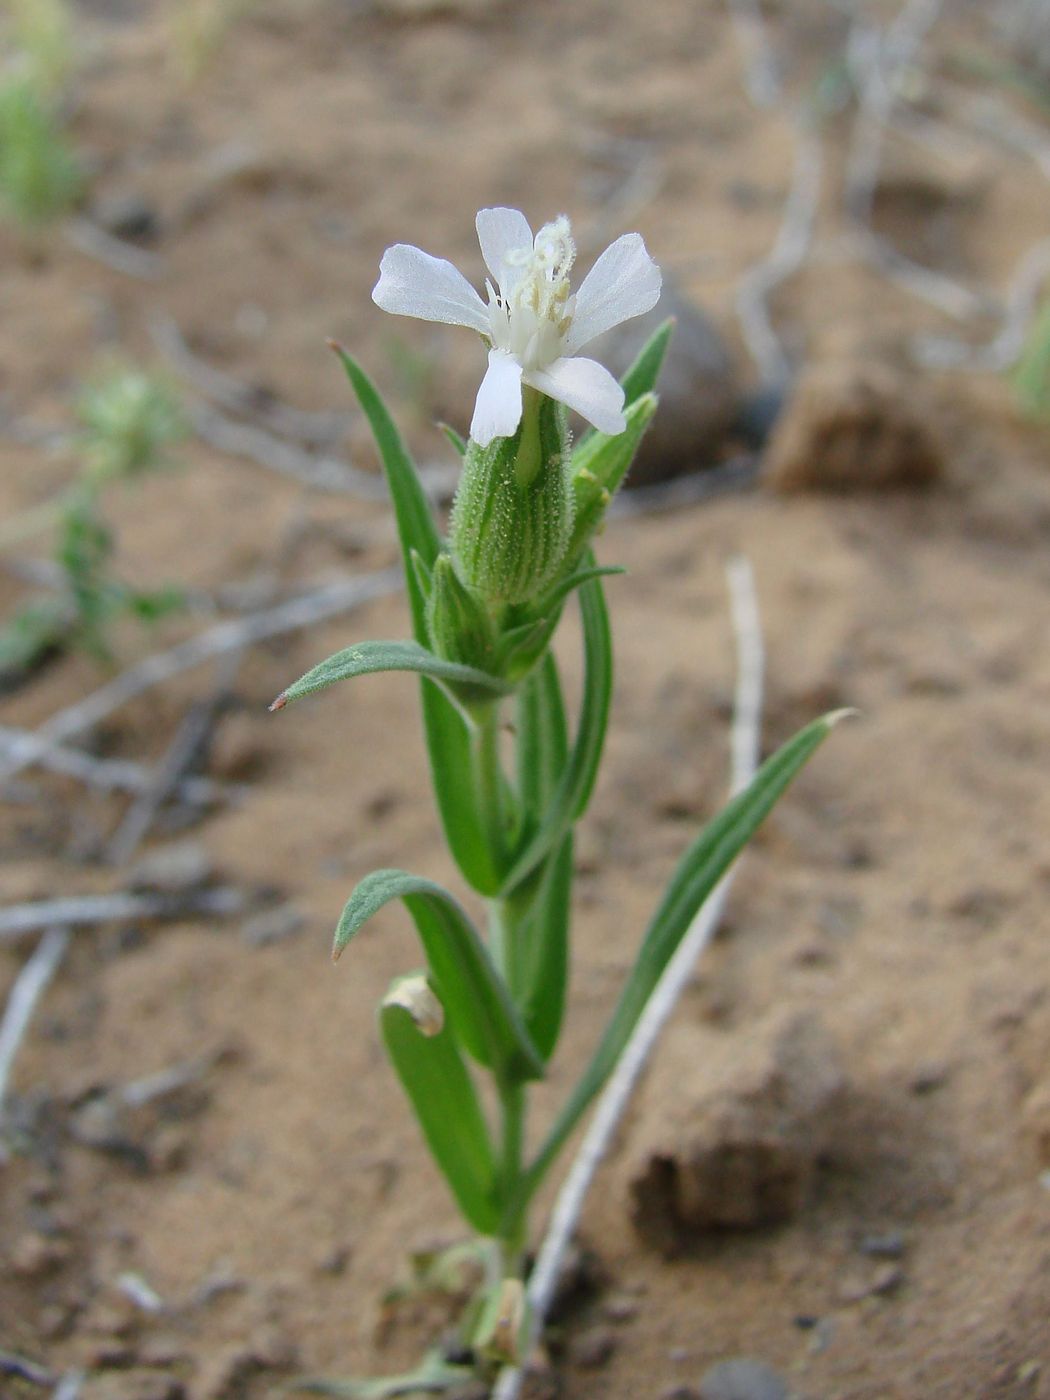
<box><xmin>493</xmin><ymin>555</ymin><xmax>765</xmax><ymax>1400</ymax></box>
<box><xmin>0</xmin><ymin>928</ymin><xmax>71</xmax><ymax>1130</ymax></box>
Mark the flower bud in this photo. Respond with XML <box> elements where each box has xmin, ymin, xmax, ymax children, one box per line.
<box><xmin>450</xmin><ymin>390</ymin><xmax>574</xmax><ymax>607</ymax></box>
<box><xmin>425</xmin><ymin>554</ymin><xmax>497</xmax><ymax>673</ymax></box>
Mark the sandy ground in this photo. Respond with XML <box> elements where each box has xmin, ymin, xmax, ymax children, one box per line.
<box><xmin>2</xmin><ymin>2</ymin><xmax>1050</xmax><ymax>1397</ymax></box>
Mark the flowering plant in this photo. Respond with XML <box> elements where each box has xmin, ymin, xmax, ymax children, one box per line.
<box><xmin>273</xmin><ymin>209</ymin><xmax>843</xmax><ymax>1393</ymax></box>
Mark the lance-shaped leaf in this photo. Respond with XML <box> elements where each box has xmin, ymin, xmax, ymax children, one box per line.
<box><xmin>380</xmin><ymin>980</ymin><xmax>500</xmax><ymax>1236</ymax></box>
<box><xmin>335</xmin><ymin>870</ymin><xmax>544</xmax><ymax>1083</ymax></box>
<box><xmin>510</xmin><ymin>651</ymin><xmax>572</xmax><ymax>1058</ymax></box>
<box><xmin>566</xmin><ymin>393</ymin><xmax>658</xmax><ymax>566</ymax></box>
<box><xmin>331</xmin><ymin>347</ymin><xmax>505</xmax><ymax>895</ymax></box>
<box><xmin>520</xmin><ymin>710</ymin><xmax>852</xmax><ymax>1202</ymax></box>
<box><xmin>500</xmin><ymin>567</ymin><xmax>612</xmax><ymax>896</ymax></box>
<box><xmin>271</xmin><ymin>639</ymin><xmax>511</xmax><ymax>710</ymax></box>
<box><xmin>573</xmin><ymin>317</ymin><xmax>674</xmax><ymax>454</ymax></box>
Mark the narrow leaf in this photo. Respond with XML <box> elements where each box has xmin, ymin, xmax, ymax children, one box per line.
<box><xmin>574</xmin><ymin>317</ymin><xmax>674</xmax><ymax>454</ymax></box>
<box><xmin>335</xmin><ymin>869</ymin><xmax>544</xmax><ymax>1083</ymax></box>
<box><xmin>512</xmin><ymin>651</ymin><xmax>572</xmax><ymax>1057</ymax></box>
<box><xmin>501</xmin><ymin>567</ymin><xmax>612</xmax><ymax>896</ymax></box>
<box><xmin>522</xmin><ymin>710</ymin><xmax>851</xmax><ymax>1200</ymax></box>
<box><xmin>439</xmin><ymin>422</ymin><xmax>468</xmax><ymax>456</ymax></box>
<box><xmin>380</xmin><ymin>993</ymin><xmax>500</xmax><ymax>1235</ymax></box>
<box><xmin>332</xmin><ymin>345</ymin><xmax>504</xmax><ymax>894</ymax></box>
<box><xmin>272</xmin><ymin>639</ymin><xmax>510</xmax><ymax>709</ymax></box>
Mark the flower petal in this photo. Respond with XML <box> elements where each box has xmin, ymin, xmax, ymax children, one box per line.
<box><xmin>372</xmin><ymin>243</ymin><xmax>489</xmax><ymax>334</ymax></box>
<box><xmin>525</xmin><ymin>356</ymin><xmax>626</xmax><ymax>436</ymax></box>
<box><xmin>470</xmin><ymin>349</ymin><xmax>524</xmax><ymax>447</ymax></box>
<box><xmin>564</xmin><ymin>233</ymin><xmax>662</xmax><ymax>354</ymax></box>
<box><xmin>476</xmin><ymin>207</ymin><xmax>533</xmax><ymax>287</ymax></box>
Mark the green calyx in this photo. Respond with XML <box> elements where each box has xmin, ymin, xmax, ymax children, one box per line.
<box><xmin>425</xmin><ymin>554</ymin><xmax>498</xmax><ymax>674</ymax></box>
<box><xmin>450</xmin><ymin>390</ymin><xmax>574</xmax><ymax>608</ymax></box>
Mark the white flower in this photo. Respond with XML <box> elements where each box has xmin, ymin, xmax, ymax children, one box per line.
<box><xmin>372</xmin><ymin>208</ymin><xmax>661</xmax><ymax>447</ymax></box>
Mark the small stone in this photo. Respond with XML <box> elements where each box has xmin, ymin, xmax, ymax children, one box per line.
<box><xmin>601</xmin><ymin>1292</ymin><xmax>640</xmax><ymax>1323</ymax></box>
<box><xmin>128</xmin><ymin>841</ymin><xmax>213</xmax><ymax>895</ymax></box>
<box><xmin>315</xmin><ymin>1243</ymin><xmax>352</xmax><ymax>1276</ymax></box>
<box><xmin>859</xmin><ymin>1231</ymin><xmax>906</xmax><ymax>1259</ymax></box>
<box><xmin>910</xmin><ymin>1060</ymin><xmax>950</xmax><ymax>1095</ymax></box>
<box><xmin>241</xmin><ymin>902</ymin><xmax>306</xmax><ymax>948</ymax></box>
<box><xmin>11</xmin><ymin>1232</ymin><xmax>70</xmax><ymax>1278</ymax></box>
<box><xmin>90</xmin><ymin>189</ymin><xmax>160</xmax><ymax>243</ymax></box>
<box><xmin>698</xmin><ymin>1357</ymin><xmax>788</xmax><ymax>1400</ymax></box>
<box><xmin>628</xmin><ymin>1012</ymin><xmax>846</xmax><ymax>1249</ymax></box>
<box><xmin>870</xmin><ymin>1263</ymin><xmax>905</xmax><ymax>1296</ymax></box>
<box><xmin>568</xmin><ymin>1324</ymin><xmax>616</xmax><ymax>1369</ymax></box>
<box><xmin>764</xmin><ymin>359</ymin><xmax>944</xmax><ymax>493</ymax></box>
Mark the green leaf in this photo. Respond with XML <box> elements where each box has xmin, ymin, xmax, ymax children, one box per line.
<box><xmin>573</xmin><ymin>317</ymin><xmax>674</xmax><ymax>453</ymax></box>
<box><xmin>566</xmin><ymin>393</ymin><xmax>658</xmax><ymax>564</ymax></box>
<box><xmin>335</xmin><ymin>869</ymin><xmax>544</xmax><ymax>1083</ymax></box>
<box><xmin>331</xmin><ymin>346</ymin><xmax>505</xmax><ymax>895</ymax></box>
<box><xmin>520</xmin><ymin>710</ymin><xmax>852</xmax><ymax>1202</ymax></box>
<box><xmin>270</xmin><ymin>639</ymin><xmax>510</xmax><ymax>711</ymax></box>
<box><xmin>618</xmin><ymin>316</ymin><xmax>675</xmax><ymax>406</ymax></box>
<box><xmin>380</xmin><ymin>991</ymin><xmax>500</xmax><ymax>1236</ymax></box>
<box><xmin>511</xmin><ymin>651</ymin><xmax>572</xmax><ymax>1058</ymax></box>
<box><xmin>537</xmin><ymin>564</ymin><xmax>626</xmax><ymax>616</ymax></box>
<box><xmin>439</xmin><ymin>422</ymin><xmax>468</xmax><ymax>456</ymax></box>
<box><xmin>500</xmin><ymin>566</ymin><xmax>613</xmax><ymax>896</ymax></box>
<box><xmin>330</xmin><ymin>346</ymin><xmax>439</xmax><ymax>634</ymax></box>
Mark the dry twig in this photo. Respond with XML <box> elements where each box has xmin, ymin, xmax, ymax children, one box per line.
<box><xmin>63</xmin><ymin>217</ymin><xmax>165</xmax><ymax>281</ymax></box>
<box><xmin>725</xmin><ymin>0</ymin><xmax>780</xmax><ymax>108</ymax></box>
<box><xmin>493</xmin><ymin>556</ymin><xmax>765</xmax><ymax>1400</ymax></box>
<box><xmin>0</xmin><ymin>567</ymin><xmax>402</xmax><ymax>786</ymax></box>
<box><xmin>0</xmin><ymin>928</ymin><xmax>71</xmax><ymax>1131</ymax></box>
<box><xmin>150</xmin><ymin>314</ymin><xmax>353</xmax><ymax>447</ymax></box>
<box><xmin>0</xmin><ymin>887</ymin><xmax>249</xmax><ymax>946</ymax></box>
<box><xmin>0</xmin><ymin>724</ymin><xmax>240</xmax><ymax>807</ymax></box>
<box><xmin>735</xmin><ymin>122</ymin><xmax>823</xmax><ymax>383</ymax></box>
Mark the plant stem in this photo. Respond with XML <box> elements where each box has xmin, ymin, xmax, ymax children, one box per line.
<box><xmin>472</xmin><ymin>699</ymin><xmax>508</xmax><ymax>881</ymax></box>
<box><xmin>497</xmin><ymin>1078</ymin><xmax>527</xmax><ymax>1276</ymax></box>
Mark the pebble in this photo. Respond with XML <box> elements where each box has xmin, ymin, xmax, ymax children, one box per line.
<box><xmin>859</xmin><ymin>1230</ymin><xmax>906</xmax><ymax>1260</ymax></box>
<box><xmin>629</xmin><ymin>1012</ymin><xmax>846</xmax><ymax>1249</ymax></box>
<box><xmin>697</xmin><ymin>1358</ymin><xmax>788</xmax><ymax>1400</ymax></box>
<box><xmin>90</xmin><ymin>190</ymin><xmax>160</xmax><ymax>243</ymax></box>
<box><xmin>127</xmin><ymin>841</ymin><xmax>213</xmax><ymax>895</ymax></box>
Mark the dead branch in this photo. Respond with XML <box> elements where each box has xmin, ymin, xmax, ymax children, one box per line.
<box><xmin>105</xmin><ymin>651</ymin><xmax>243</xmax><ymax>864</ymax></box>
<box><xmin>0</xmin><ymin>567</ymin><xmax>402</xmax><ymax>786</ymax></box>
<box><xmin>735</xmin><ymin>121</ymin><xmax>823</xmax><ymax>383</ymax></box>
<box><xmin>725</xmin><ymin>0</ymin><xmax>780</xmax><ymax>108</ymax></box>
<box><xmin>493</xmin><ymin>557</ymin><xmax>765</xmax><ymax>1400</ymax></box>
<box><xmin>63</xmin><ymin>216</ymin><xmax>165</xmax><ymax>281</ymax></box>
<box><xmin>0</xmin><ymin>887</ymin><xmax>249</xmax><ymax>945</ymax></box>
<box><xmin>150</xmin><ymin>314</ymin><xmax>353</xmax><ymax>448</ymax></box>
<box><xmin>0</xmin><ymin>724</ymin><xmax>242</xmax><ymax>807</ymax></box>
<box><xmin>913</xmin><ymin>235</ymin><xmax>1050</xmax><ymax>371</ymax></box>
<box><xmin>0</xmin><ymin>928</ymin><xmax>71</xmax><ymax>1131</ymax></box>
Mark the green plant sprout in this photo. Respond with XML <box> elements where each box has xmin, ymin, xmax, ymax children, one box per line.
<box><xmin>0</xmin><ymin>369</ymin><xmax>188</xmax><ymax>678</ymax></box>
<box><xmin>0</xmin><ymin>68</ymin><xmax>80</xmax><ymax>231</ymax></box>
<box><xmin>1</xmin><ymin>0</ymin><xmax>75</xmax><ymax>96</ymax></box>
<box><xmin>272</xmin><ymin>209</ymin><xmax>846</xmax><ymax>1395</ymax></box>
<box><xmin>1012</xmin><ymin>295</ymin><xmax>1050</xmax><ymax>422</ymax></box>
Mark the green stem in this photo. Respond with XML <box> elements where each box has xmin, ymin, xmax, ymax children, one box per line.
<box><xmin>471</xmin><ymin>700</ymin><xmax>508</xmax><ymax>880</ymax></box>
<box><xmin>497</xmin><ymin>1077</ymin><xmax>527</xmax><ymax>1275</ymax></box>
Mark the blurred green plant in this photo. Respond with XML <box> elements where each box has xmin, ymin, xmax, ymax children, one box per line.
<box><xmin>169</xmin><ymin>0</ymin><xmax>263</xmax><ymax>79</ymax></box>
<box><xmin>0</xmin><ymin>369</ymin><xmax>189</xmax><ymax>678</ymax></box>
<box><xmin>0</xmin><ymin>70</ymin><xmax>81</xmax><ymax>230</ymax></box>
<box><xmin>1012</xmin><ymin>296</ymin><xmax>1050</xmax><ymax>422</ymax></box>
<box><xmin>1</xmin><ymin>0</ymin><xmax>75</xmax><ymax>96</ymax></box>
